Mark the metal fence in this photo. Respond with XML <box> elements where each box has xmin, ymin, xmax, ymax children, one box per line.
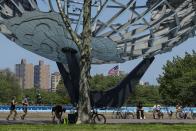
<box><xmin>0</xmin><ymin>105</ymin><xmax>195</xmax><ymax>113</ymax></box>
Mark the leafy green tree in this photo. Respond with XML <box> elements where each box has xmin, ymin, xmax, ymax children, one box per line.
<box><xmin>0</xmin><ymin>69</ymin><xmax>21</xmax><ymax>103</ymax></box>
<box><xmin>0</xmin><ymin>69</ymin><xmax>70</xmax><ymax>105</ymax></box>
<box><xmin>158</xmin><ymin>51</ymin><xmax>196</xmax><ymax>106</ymax></box>
<box><xmin>39</xmin><ymin>91</ymin><xmax>65</xmax><ymax>105</ymax></box>
<box><xmin>90</xmin><ymin>74</ymin><xmax>124</xmax><ymax>91</ymax></box>
<box><xmin>56</xmin><ymin>80</ymin><xmax>70</xmax><ymax>99</ymax></box>
<box><xmin>22</xmin><ymin>88</ymin><xmax>70</xmax><ymax>105</ymax></box>
<box><xmin>128</xmin><ymin>85</ymin><xmax>160</xmax><ymax>106</ymax></box>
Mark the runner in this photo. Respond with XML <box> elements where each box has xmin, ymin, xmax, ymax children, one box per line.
<box><xmin>21</xmin><ymin>95</ymin><xmax>29</xmax><ymax>120</ymax></box>
<box><xmin>6</xmin><ymin>96</ymin><xmax>17</xmax><ymax>120</ymax></box>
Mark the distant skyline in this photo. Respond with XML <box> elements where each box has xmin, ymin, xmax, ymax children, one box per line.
<box><xmin>0</xmin><ymin>33</ymin><xmax>196</xmax><ymax>85</ymax></box>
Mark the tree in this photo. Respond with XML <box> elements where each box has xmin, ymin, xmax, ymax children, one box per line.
<box><xmin>128</xmin><ymin>85</ymin><xmax>160</xmax><ymax>107</ymax></box>
<box><xmin>23</xmin><ymin>88</ymin><xmax>70</xmax><ymax>105</ymax></box>
<box><xmin>56</xmin><ymin>0</ymin><xmax>92</xmax><ymax>123</ymax></box>
<box><xmin>56</xmin><ymin>80</ymin><xmax>71</xmax><ymax>103</ymax></box>
<box><xmin>158</xmin><ymin>51</ymin><xmax>196</xmax><ymax>106</ymax></box>
<box><xmin>0</xmin><ymin>69</ymin><xmax>21</xmax><ymax>103</ymax></box>
<box><xmin>90</xmin><ymin>74</ymin><xmax>124</xmax><ymax>91</ymax></box>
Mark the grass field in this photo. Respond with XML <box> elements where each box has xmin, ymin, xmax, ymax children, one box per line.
<box><xmin>0</xmin><ymin>124</ymin><xmax>196</xmax><ymax>131</ymax></box>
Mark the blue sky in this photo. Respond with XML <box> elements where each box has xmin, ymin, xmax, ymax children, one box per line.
<box><xmin>0</xmin><ymin>33</ymin><xmax>196</xmax><ymax>85</ymax></box>
<box><xmin>91</xmin><ymin>37</ymin><xmax>196</xmax><ymax>84</ymax></box>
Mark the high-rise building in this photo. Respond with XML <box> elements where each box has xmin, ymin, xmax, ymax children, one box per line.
<box><xmin>34</xmin><ymin>60</ymin><xmax>50</xmax><ymax>91</ymax></box>
<box><xmin>51</xmin><ymin>72</ymin><xmax>61</xmax><ymax>92</ymax></box>
<box><xmin>15</xmin><ymin>59</ymin><xmax>34</xmax><ymax>89</ymax></box>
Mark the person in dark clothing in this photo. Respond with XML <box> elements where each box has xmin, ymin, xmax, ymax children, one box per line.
<box><xmin>52</xmin><ymin>105</ymin><xmax>66</xmax><ymax>124</ymax></box>
<box><xmin>36</xmin><ymin>94</ymin><xmax>42</xmax><ymax>105</ymax></box>
<box><xmin>7</xmin><ymin>96</ymin><xmax>17</xmax><ymax>120</ymax></box>
<box><xmin>136</xmin><ymin>101</ymin><xmax>144</xmax><ymax>119</ymax></box>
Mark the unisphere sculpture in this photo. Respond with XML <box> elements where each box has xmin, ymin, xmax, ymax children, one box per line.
<box><xmin>0</xmin><ymin>0</ymin><xmax>195</xmax><ymax>107</ymax></box>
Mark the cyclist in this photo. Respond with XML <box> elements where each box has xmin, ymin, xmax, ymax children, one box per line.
<box><xmin>153</xmin><ymin>104</ymin><xmax>163</xmax><ymax>119</ymax></box>
<box><xmin>176</xmin><ymin>103</ymin><xmax>188</xmax><ymax>119</ymax></box>
<box><xmin>176</xmin><ymin>103</ymin><xmax>182</xmax><ymax>112</ymax></box>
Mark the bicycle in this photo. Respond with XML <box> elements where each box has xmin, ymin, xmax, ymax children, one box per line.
<box><xmin>124</xmin><ymin>109</ymin><xmax>135</xmax><ymax>119</ymax></box>
<box><xmin>165</xmin><ymin>107</ymin><xmax>173</xmax><ymax>119</ymax></box>
<box><xmin>188</xmin><ymin>107</ymin><xmax>196</xmax><ymax>120</ymax></box>
<box><xmin>176</xmin><ymin>108</ymin><xmax>188</xmax><ymax>119</ymax></box>
<box><xmin>90</xmin><ymin>109</ymin><xmax>106</xmax><ymax>124</ymax></box>
<box><xmin>112</xmin><ymin>108</ymin><xmax>135</xmax><ymax>119</ymax></box>
<box><xmin>153</xmin><ymin>109</ymin><xmax>164</xmax><ymax>119</ymax></box>
<box><xmin>112</xmin><ymin>108</ymin><xmax>123</xmax><ymax>119</ymax></box>
<box><xmin>190</xmin><ymin>108</ymin><xmax>196</xmax><ymax>120</ymax></box>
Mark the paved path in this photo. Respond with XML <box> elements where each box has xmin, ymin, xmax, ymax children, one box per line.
<box><xmin>0</xmin><ymin>119</ymin><xmax>52</xmax><ymax>125</ymax></box>
<box><xmin>0</xmin><ymin>118</ymin><xmax>196</xmax><ymax>125</ymax></box>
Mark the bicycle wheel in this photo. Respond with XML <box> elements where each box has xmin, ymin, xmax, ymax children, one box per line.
<box><xmin>125</xmin><ymin>112</ymin><xmax>135</xmax><ymax>119</ymax></box>
<box><xmin>115</xmin><ymin>111</ymin><xmax>123</xmax><ymax>119</ymax></box>
<box><xmin>193</xmin><ymin>114</ymin><xmax>196</xmax><ymax>120</ymax></box>
<box><xmin>112</xmin><ymin>111</ymin><xmax>115</xmax><ymax>119</ymax></box>
<box><xmin>93</xmin><ymin>114</ymin><xmax>106</xmax><ymax>124</ymax></box>
<box><xmin>176</xmin><ymin>112</ymin><xmax>183</xmax><ymax>119</ymax></box>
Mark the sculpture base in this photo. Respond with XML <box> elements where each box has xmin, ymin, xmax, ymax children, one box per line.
<box><xmin>57</xmin><ymin>50</ymin><xmax>155</xmax><ymax>107</ymax></box>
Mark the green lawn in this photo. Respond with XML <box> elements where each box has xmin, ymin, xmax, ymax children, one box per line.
<box><xmin>0</xmin><ymin>124</ymin><xmax>196</xmax><ymax>131</ymax></box>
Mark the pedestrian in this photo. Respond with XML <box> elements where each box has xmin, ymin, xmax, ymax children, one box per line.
<box><xmin>7</xmin><ymin>96</ymin><xmax>17</xmax><ymax>120</ymax></box>
<box><xmin>21</xmin><ymin>95</ymin><xmax>29</xmax><ymax>120</ymax></box>
<box><xmin>136</xmin><ymin>101</ymin><xmax>144</xmax><ymax>119</ymax></box>
<box><xmin>52</xmin><ymin>105</ymin><xmax>66</xmax><ymax>124</ymax></box>
<box><xmin>36</xmin><ymin>93</ymin><xmax>42</xmax><ymax>105</ymax></box>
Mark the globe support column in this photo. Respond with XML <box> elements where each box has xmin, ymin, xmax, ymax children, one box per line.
<box><xmin>57</xmin><ymin>54</ymin><xmax>155</xmax><ymax>107</ymax></box>
<box><xmin>57</xmin><ymin>48</ymin><xmax>80</xmax><ymax>106</ymax></box>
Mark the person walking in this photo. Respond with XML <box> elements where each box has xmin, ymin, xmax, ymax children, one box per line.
<box><xmin>21</xmin><ymin>95</ymin><xmax>29</xmax><ymax>120</ymax></box>
<box><xmin>7</xmin><ymin>96</ymin><xmax>18</xmax><ymax>120</ymax></box>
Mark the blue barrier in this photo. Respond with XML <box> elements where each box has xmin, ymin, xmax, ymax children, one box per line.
<box><xmin>0</xmin><ymin>105</ymin><xmax>195</xmax><ymax>113</ymax></box>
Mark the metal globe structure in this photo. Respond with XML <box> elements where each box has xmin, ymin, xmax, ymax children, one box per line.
<box><xmin>0</xmin><ymin>0</ymin><xmax>195</xmax><ymax>107</ymax></box>
<box><xmin>0</xmin><ymin>0</ymin><xmax>195</xmax><ymax>64</ymax></box>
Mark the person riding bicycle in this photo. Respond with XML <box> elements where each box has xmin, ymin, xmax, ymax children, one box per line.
<box><xmin>153</xmin><ymin>104</ymin><xmax>163</xmax><ymax>119</ymax></box>
<box><xmin>176</xmin><ymin>103</ymin><xmax>182</xmax><ymax>112</ymax></box>
<box><xmin>176</xmin><ymin>104</ymin><xmax>188</xmax><ymax>119</ymax></box>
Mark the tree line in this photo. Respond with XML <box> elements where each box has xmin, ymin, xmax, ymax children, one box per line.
<box><xmin>89</xmin><ymin>51</ymin><xmax>196</xmax><ymax>106</ymax></box>
<box><xmin>0</xmin><ymin>69</ymin><xmax>69</xmax><ymax>105</ymax></box>
<box><xmin>0</xmin><ymin>52</ymin><xmax>195</xmax><ymax>106</ymax></box>
<box><xmin>158</xmin><ymin>51</ymin><xmax>196</xmax><ymax>106</ymax></box>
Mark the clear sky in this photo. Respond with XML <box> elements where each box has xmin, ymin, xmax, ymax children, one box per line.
<box><xmin>0</xmin><ymin>33</ymin><xmax>196</xmax><ymax>85</ymax></box>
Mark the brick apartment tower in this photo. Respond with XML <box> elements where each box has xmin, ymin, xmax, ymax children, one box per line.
<box><xmin>15</xmin><ymin>59</ymin><xmax>34</xmax><ymax>89</ymax></box>
<box><xmin>34</xmin><ymin>60</ymin><xmax>50</xmax><ymax>91</ymax></box>
<box><xmin>51</xmin><ymin>72</ymin><xmax>61</xmax><ymax>92</ymax></box>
